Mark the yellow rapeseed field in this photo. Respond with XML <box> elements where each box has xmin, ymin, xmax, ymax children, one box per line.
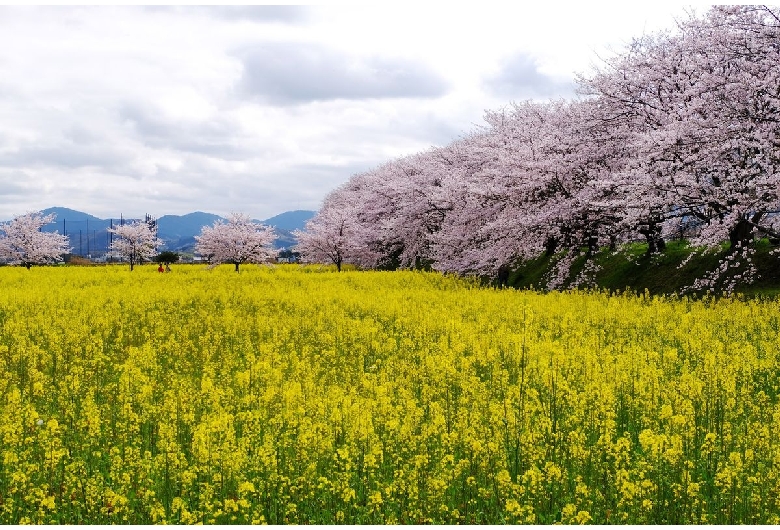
<box><xmin>0</xmin><ymin>264</ymin><xmax>779</xmax><ymax>524</ymax></box>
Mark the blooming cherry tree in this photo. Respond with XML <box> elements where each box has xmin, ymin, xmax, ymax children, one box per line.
<box><xmin>294</xmin><ymin>202</ymin><xmax>354</xmax><ymax>272</ymax></box>
<box><xmin>0</xmin><ymin>211</ymin><xmax>71</xmax><ymax>268</ymax></box>
<box><xmin>109</xmin><ymin>220</ymin><xmax>162</xmax><ymax>271</ymax></box>
<box><xmin>349</xmin><ymin>152</ymin><xmax>451</xmax><ymax>270</ymax></box>
<box><xmin>582</xmin><ymin>5</ymin><xmax>780</xmax><ymax>289</ymax></box>
<box><xmin>195</xmin><ymin>213</ymin><xmax>276</xmax><ymax>272</ymax></box>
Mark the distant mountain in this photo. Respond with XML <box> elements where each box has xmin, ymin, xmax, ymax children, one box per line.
<box><xmin>42</xmin><ymin>206</ymin><xmax>106</xmax><ymax>225</ymax></box>
<box><xmin>157</xmin><ymin>212</ymin><xmax>224</xmax><ymax>251</ymax></box>
<box><xmin>7</xmin><ymin>207</ymin><xmax>317</xmax><ymax>255</ymax></box>
<box><xmin>40</xmin><ymin>206</ymin><xmax>114</xmax><ymax>257</ymax></box>
<box><xmin>262</xmin><ymin>210</ymin><xmax>315</xmax><ymax>232</ymax></box>
<box><xmin>272</xmin><ymin>228</ymin><xmax>299</xmax><ymax>250</ymax></box>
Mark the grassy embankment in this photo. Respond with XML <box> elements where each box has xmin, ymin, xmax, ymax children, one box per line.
<box><xmin>507</xmin><ymin>239</ymin><xmax>780</xmax><ymax>297</ymax></box>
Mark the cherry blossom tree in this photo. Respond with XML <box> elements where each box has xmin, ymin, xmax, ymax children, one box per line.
<box><xmin>581</xmin><ymin>5</ymin><xmax>780</xmax><ymax>289</ymax></box>
<box><xmin>428</xmin><ymin>100</ymin><xmax>626</xmax><ymax>287</ymax></box>
<box><xmin>108</xmin><ymin>220</ymin><xmax>162</xmax><ymax>271</ymax></box>
<box><xmin>349</xmin><ymin>151</ymin><xmax>454</xmax><ymax>270</ymax></box>
<box><xmin>0</xmin><ymin>211</ymin><xmax>71</xmax><ymax>268</ymax></box>
<box><xmin>294</xmin><ymin>201</ymin><xmax>354</xmax><ymax>272</ymax></box>
<box><xmin>426</xmin><ymin>131</ymin><xmax>508</xmax><ymax>275</ymax></box>
<box><xmin>324</xmin><ymin>173</ymin><xmax>389</xmax><ymax>269</ymax></box>
<box><xmin>480</xmin><ymin>100</ymin><xmax>606</xmax><ymax>280</ymax></box>
<box><xmin>295</xmin><ymin>175</ymin><xmax>390</xmax><ymax>271</ymax></box>
<box><xmin>195</xmin><ymin>213</ymin><xmax>276</xmax><ymax>272</ymax></box>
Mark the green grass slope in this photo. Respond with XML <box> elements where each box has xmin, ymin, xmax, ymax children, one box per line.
<box><xmin>507</xmin><ymin>239</ymin><xmax>780</xmax><ymax>297</ymax></box>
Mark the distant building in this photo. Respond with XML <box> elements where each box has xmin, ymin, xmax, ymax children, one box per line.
<box><xmin>276</xmin><ymin>249</ymin><xmax>300</xmax><ymax>263</ymax></box>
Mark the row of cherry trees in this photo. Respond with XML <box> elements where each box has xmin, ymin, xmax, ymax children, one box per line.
<box><xmin>0</xmin><ymin>211</ymin><xmax>276</xmax><ymax>272</ymax></box>
<box><xmin>296</xmin><ymin>5</ymin><xmax>780</xmax><ymax>291</ymax></box>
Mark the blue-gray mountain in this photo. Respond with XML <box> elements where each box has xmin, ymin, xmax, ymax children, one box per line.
<box><xmin>32</xmin><ymin>207</ymin><xmax>315</xmax><ymax>255</ymax></box>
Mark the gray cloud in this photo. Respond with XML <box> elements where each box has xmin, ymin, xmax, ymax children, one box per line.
<box><xmin>237</xmin><ymin>44</ymin><xmax>450</xmax><ymax>104</ymax></box>
<box><xmin>143</xmin><ymin>161</ymin><xmax>329</xmax><ymax>217</ymax></box>
<box><xmin>0</xmin><ymin>112</ymin><xmax>138</xmax><ymax>174</ymax></box>
<box><xmin>0</xmin><ymin>175</ymin><xmax>29</xmax><ymax>197</ymax></box>
<box><xmin>485</xmin><ymin>53</ymin><xmax>576</xmax><ymax>99</ymax></box>
<box><xmin>117</xmin><ymin>102</ymin><xmax>252</xmax><ymax>161</ymax></box>
<box><xmin>205</xmin><ymin>6</ymin><xmax>310</xmax><ymax>23</ymax></box>
<box><xmin>143</xmin><ymin>5</ymin><xmax>310</xmax><ymax>23</ymax></box>
<box><xmin>0</xmin><ymin>142</ymin><xmax>132</xmax><ymax>171</ymax></box>
<box><xmin>337</xmin><ymin>114</ymin><xmax>466</xmax><ymax>155</ymax></box>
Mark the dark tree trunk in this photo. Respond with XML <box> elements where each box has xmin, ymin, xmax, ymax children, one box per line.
<box><xmin>639</xmin><ymin>222</ymin><xmax>666</xmax><ymax>256</ymax></box>
<box><xmin>586</xmin><ymin>233</ymin><xmax>599</xmax><ymax>255</ymax></box>
<box><xmin>645</xmin><ymin>233</ymin><xmax>666</xmax><ymax>255</ymax></box>
<box><xmin>729</xmin><ymin>217</ymin><xmax>755</xmax><ymax>250</ymax></box>
<box><xmin>544</xmin><ymin>237</ymin><xmax>558</xmax><ymax>257</ymax></box>
<box><xmin>497</xmin><ymin>264</ymin><xmax>510</xmax><ymax>287</ymax></box>
<box><xmin>234</xmin><ymin>262</ymin><xmax>240</xmax><ymax>272</ymax></box>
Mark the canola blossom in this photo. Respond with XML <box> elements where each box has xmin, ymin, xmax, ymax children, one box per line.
<box><xmin>1</xmin><ymin>265</ymin><xmax>779</xmax><ymax>524</ymax></box>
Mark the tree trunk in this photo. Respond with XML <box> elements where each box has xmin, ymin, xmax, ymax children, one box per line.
<box><xmin>729</xmin><ymin>217</ymin><xmax>755</xmax><ymax>250</ymax></box>
<box><xmin>639</xmin><ymin>222</ymin><xmax>666</xmax><ymax>256</ymax></box>
<box><xmin>586</xmin><ymin>233</ymin><xmax>599</xmax><ymax>255</ymax></box>
<box><xmin>544</xmin><ymin>237</ymin><xmax>558</xmax><ymax>257</ymax></box>
<box><xmin>644</xmin><ymin>233</ymin><xmax>666</xmax><ymax>255</ymax></box>
<box><xmin>336</xmin><ymin>258</ymin><xmax>342</xmax><ymax>272</ymax></box>
<box><xmin>497</xmin><ymin>265</ymin><xmax>510</xmax><ymax>287</ymax></box>
<box><xmin>235</xmin><ymin>262</ymin><xmax>240</xmax><ymax>272</ymax></box>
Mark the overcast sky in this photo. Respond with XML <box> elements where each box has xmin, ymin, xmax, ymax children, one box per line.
<box><xmin>0</xmin><ymin>3</ymin><xmax>715</xmax><ymax>221</ymax></box>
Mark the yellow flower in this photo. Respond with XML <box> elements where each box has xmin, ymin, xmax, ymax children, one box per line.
<box><xmin>238</xmin><ymin>481</ymin><xmax>256</xmax><ymax>495</ymax></box>
<box><xmin>39</xmin><ymin>496</ymin><xmax>56</xmax><ymax>511</ymax></box>
<box><xmin>368</xmin><ymin>491</ymin><xmax>383</xmax><ymax>506</ymax></box>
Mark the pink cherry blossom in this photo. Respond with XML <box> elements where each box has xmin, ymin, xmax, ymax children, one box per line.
<box><xmin>195</xmin><ymin>213</ymin><xmax>276</xmax><ymax>272</ymax></box>
<box><xmin>0</xmin><ymin>211</ymin><xmax>71</xmax><ymax>268</ymax></box>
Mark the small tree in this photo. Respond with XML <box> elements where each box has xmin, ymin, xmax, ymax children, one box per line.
<box><xmin>294</xmin><ymin>208</ymin><xmax>351</xmax><ymax>272</ymax></box>
<box><xmin>0</xmin><ymin>211</ymin><xmax>71</xmax><ymax>268</ymax></box>
<box><xmin>109</xmin><ymin>220</ymin><xmax>162</xmax><ymax>271</ymax></box>
<box><xmin>153</xmin><ymin>251</ymin><xmax>180</xmax><ymax>265</ymax></box>
<box><xmin>195</xmin><ymin>213</ymin><xmax>276</xmax><ymax>272</ymax></box>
